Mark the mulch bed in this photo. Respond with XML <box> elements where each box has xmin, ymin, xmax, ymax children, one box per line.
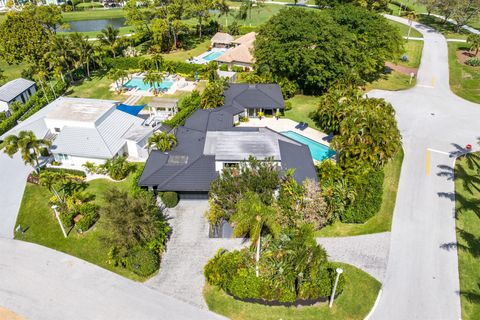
<box><xmin>456</xmin><ymin>50</ymin><xmax>480</xmax><ymax>66</ymax></box>
<box><xmin>385</xmin><ymin>62</ymin><xmax>418</xmax><ymax>76</ymax></box>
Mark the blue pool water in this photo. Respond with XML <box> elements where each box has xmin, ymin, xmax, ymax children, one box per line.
<box><xmin>281</xmin><ymin>131</ymin><xmax>336</xmax><ymax>162</ymax></box>
<box><xmin>124</xmin><ymin>77</ymin><xmax>174</xmax><ymax>91</ymax></box>
<box><xmin>203</xmin><ymin>51</ymin><xmax>224</xmax><ymax>61</ymax></box>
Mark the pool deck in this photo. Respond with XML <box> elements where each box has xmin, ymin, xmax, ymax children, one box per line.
<box><xmin>238</xmin><ymin>117</ymin><xmax>331</xmax><ymax>146</ymax></box>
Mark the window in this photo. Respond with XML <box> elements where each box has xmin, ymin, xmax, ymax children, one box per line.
<box><xmin>54</xmin><ymin>128</ymin><xmax>61</xmax><ymax>133</ymax></box>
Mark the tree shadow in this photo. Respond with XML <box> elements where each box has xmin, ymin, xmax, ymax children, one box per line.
<box><xmin>439</xmin><ymin>227</ymin><xmax>480</xmax><ymax>258</ymax></box>
<box><xmin>458</xmin><ymin>283</ymin><xmax>480</xmax><ymax>305</ymax></box>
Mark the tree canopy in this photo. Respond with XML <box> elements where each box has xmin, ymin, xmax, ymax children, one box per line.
<box><xmin>254</xmin><ymin>6</ymin><xmax>403</xmax><ymax>94</ymax></box>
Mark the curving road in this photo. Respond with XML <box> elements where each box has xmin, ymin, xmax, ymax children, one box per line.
<box><xmin>367</xmin><ymin>15</ymin><xmax>480</xmax><ymax>320</ymax></box>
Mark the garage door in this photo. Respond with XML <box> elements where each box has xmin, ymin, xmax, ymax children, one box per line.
<box><xmin>178</xmin><ymin>192</ymin><xmax>209</xmax><ymax>200</ymax></box>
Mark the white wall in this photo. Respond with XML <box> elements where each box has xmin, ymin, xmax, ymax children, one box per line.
<box><xmin>53</xmin><ymin>153</ymin><xmax>106</xmax><ymax>168</ymax></box>
<box><xmin>0</xmin><ymin>101</ymin><xmax>8</xmax><ymax>113</ymax></box>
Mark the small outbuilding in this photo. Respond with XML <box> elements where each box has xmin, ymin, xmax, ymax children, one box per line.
<box><xmin>211</xmin><ymin>32</ymin><xmax>234</xmax><ymax>48</ymax></box>
<box><xmin>0</xmin><ymin>78</ymin><xmax>36</xmax><ymax>116</ymax></box>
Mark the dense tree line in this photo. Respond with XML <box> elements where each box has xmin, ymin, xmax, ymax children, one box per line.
<box><xmin>417</xmin><ymin>0</ymin><xmax>480</xmax><ymax>31</ymax></box>
<box><xmin>254</xmin><ymin>6</ymin><xmax>403</xmax><ymax>94</ymax></box>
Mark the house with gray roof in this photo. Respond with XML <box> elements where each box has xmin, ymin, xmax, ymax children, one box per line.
<box><xmin>138</xmin><ymin>84</ymin><xmax>316</xmax><ymax>199</ymax></box>
<box><xmin>0</xmin><ymin>78</ymin><xmax>36</xmax><ymax>116</ymax></box>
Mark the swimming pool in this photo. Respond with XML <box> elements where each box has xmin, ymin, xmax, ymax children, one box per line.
<box><xmin>124</xmin><ymin>77</ymin><xmax>174</xmax><ymax>91</ymax></box>
<box><xmin>281</xmin><ymin>131</ymin><xmax>336</xmax><ymax>162</ymax></box>
<box><xmin>203</xmin><ymin>50</ymin><xmax>224</xmax><ymax>62</ymax></box>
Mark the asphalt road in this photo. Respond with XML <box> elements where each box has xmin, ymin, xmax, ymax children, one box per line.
<box><xmin>367</xmin><ymin>15</ymin><xmax>480</xmax><ymax>320</ymax></box>
<box><xmin>0</xmin><ymin>238</ymin><xmax>226</xmax><ymax>320</ymax></box>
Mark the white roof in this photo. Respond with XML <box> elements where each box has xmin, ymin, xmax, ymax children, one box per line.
<box><xmin>46</xmin><ymin>97</ymin><xmax>118</xmax><ymax>124</ymax></box>
<box><xmin>52</xmin><ymin>109</ymin><xmax>145</xmax><ymax>159</ymax></box>
<box><xmin>0</xmin><ymin>78</ymin><xmax>35</xmax><ymax>102</ymax></box>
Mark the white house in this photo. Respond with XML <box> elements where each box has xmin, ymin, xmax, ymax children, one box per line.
<box><xmin>45</xmin><ymin>97</ymin><xmax>153</xmax><ymax>167</ymax></box>
<box><xmin>0</xmin><ymin>78</ymin><xmax>36</xmax><ymax>116</ymax></box>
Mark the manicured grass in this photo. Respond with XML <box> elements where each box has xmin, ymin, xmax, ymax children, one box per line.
<box><xmin>14</xmin><ymin>171</ymin><xmax>148</xmax><ymax>281</ymax></box>
<box><xmin>365</xmin><ymin>70</ymin><xmax>416</xmax><ymax>91</ymax></box>
<box><xmin>284</xmin><ymin>94</ymin><xmax>322</xmax><ymax>129</ymax></box>
<box><xmin>61</xmin><ymin>8</ymin><xmax>125</xmax><ymax>22</ymax></box>
<box><xmin>66</xmin><ymin>74</ymin><xmax>120</xmax><ymax>100</ymax></box>
<box><xmin>454</xmin><ymin>153</ymin><xmax>480</xmax><ymax>319</ymax></box>
<box><xmin>418</xmin><ymin>15</ymin><xmax>470</xmax><ymax>40</ymax></box>
<box><xmin>388</xmin><ymin>20</ymin><xmax>423</xmax><ymax>38</ymax></box>
<box><xmin>0</xmin><ymin>60</ymin><xmax>27</xmax><ymax>84</ymax></box>
<box><xmin>204</xmin><ymin>262</ymin><xmax>381</xmax><ymax>320</ymax></box>
<box><xmin>227</xmin><ymin>4</ymin><xmax>285</xmax><ymax>27</ymax></box>
<box><xmin>400</xmin><ymin>40</ymin><xmax>424</xmax><ymax>68</ymax></box>
<box><xmin>317</xmin><ymin>149</ymin><xmax>404</xmax><ymax>237</ymax></box>
<box><xmin>448</xmin><ymin>42</ymin><xmax>480</xmax><ymax>104</ymax></box>
<box><xmin>58</xmin><ymin>26</ymin><xmax>134</xmax><ymax>38</ymax></box>
<box><xmin>162</xmin><ymin>39</ymin><xmax>211</xmax><ymax>62</ymax></box>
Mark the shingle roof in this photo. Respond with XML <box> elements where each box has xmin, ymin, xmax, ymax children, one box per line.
<box><xmin>224</xmin><ymin>84</ymin><xmax>285</xmax><ymax>109</ymax></box>
<box><xmin>215</xmin><ymin>44</ymin><xmax>254</xmax><ymax>64</ymax></box>
<box><xmin>232</xmin><ymin>32</ymin><xmax>256</xmax><ymax>46</ymax></box>
<box><xmin>0</xmin><ymin>78</ymin><xmax>35</xmax><ymax>102</ymax></box>
<box><xmin>211</xmin><ymin>32</ymin><xmax>234</xmax><ymax>44</ymax></box>
<box><xmin>52</xmin><ymin>109</ymin><xmax>145</xmax><ymax>158</ymax></box>
<box><xmin>279</xmin><ymin>140</ymin><xmax>318</xmax><ymax>184</ymax></box>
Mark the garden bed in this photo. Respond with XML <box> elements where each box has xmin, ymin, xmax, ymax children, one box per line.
<box><xmin>456</xmin><ymin>50</ymin><xmax>480</xmax><ymax>66</ymax></box>
<box><xmin>204</xmin><ymin>263</ymin><xmax>381</xmax><ymax>320</ymax></box>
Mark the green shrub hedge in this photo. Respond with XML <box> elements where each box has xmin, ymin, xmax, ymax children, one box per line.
<box><xmin>42</xmin><ymin>167</ymin><xmax>87</xmax><ymax>178</ymax></box>
<box><xmin>162</xmin><ymin>91</ymin><xmax>201</xmax><ymax>128</ymax></box>
<box><xmin>105</xmin><ymin>57</ymin><xmax>204</xmax><ymax>76</ymax></box>
<box><xmin>160</xmin><ymin>191</ymin><xmax>179</xmax><ymax>208</ymax></box>
<box><xmin>341</xmin><ymin>169</ymin><xmax>384</xmax><ymax>223</ymax></box>
<box><xmin>127</xmin><ymin>247</ymin><xmax>160</xmax><ymax>277</ymax></box>
<box><xmin>76</xmin><ymin>203</ymin><xmax>99</xmax><ymax>232</ymax></box>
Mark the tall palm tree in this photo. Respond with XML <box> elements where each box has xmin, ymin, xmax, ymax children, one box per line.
<box><xmin>200</xmin><ymin>80</ymin><xmax>225</xmax><ymax>109</ymax></box>
<box><xmin>108</xmin><ymin>69</ymin><xmax>129</xmax><ymax>91</ymax></box>
<box><xmin>143</xmin><ymin>71</ymin><xmax>164</xmax><ymax>94</ymax></box>
<box><xmin>147</xmin><ymin>132</ymin><xmax>177</xmax><ymax>152</ymax></box>
<box><xmin>97</xmin><ymin>25</ymin><xmax>120</xmax><ymax>58</ymax></box>
<box><xmin>405</xmin><ymin>11</ymin><xmax>417</xmax><ymax>41</ymax></box>
<box><xmin>71</xmin><ymin>33</ymin><xmax>95</xmax><ymax>78</ymax></box>
<box><xmin>3</xmin><ymin>131</ymin><xmax>51</xmax><ymax>172</ymax></box>
<box><xmin>232</xmin><ymin>191</ymin><xmax>280</xmax><ymax>277</ymax></box>
<box><xmin>467</xmin><ymin>34</ymin><xmax>480</xmax><ymax>56</ymax></box>
<box><xmin>150</xmin><ymin>54</ymin><xmax>164</xmax><ymax>72</ymax></box>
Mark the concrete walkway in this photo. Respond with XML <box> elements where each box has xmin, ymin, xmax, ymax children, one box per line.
<box><xmin>0</xmin><ymin>238</ymin><xmax>225</xmax><ymax>320</ymax></box>
<box><xmin>421</xmin><ymin>13</ymin><xmax>480</xmax><ymax>35</ymax></box>
<box><xmin>365</xmin><ymin>15</ymin><xmax>480</xmax><ymax>320</ymax></box>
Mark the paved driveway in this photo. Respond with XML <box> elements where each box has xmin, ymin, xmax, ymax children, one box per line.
<box><xmin>0</xmin><ymin>153</ymin><xmax>31</xmax><ymax>238</ymax></box>
<box><xmin>366</xmin><ymin>15</ymin><xmax>480</xmax><ymax>320</ymax></box>
<box><xmin>0</xmin><ymin>238</ymin><xmax>225</xmax><ymax>320</ymax></box>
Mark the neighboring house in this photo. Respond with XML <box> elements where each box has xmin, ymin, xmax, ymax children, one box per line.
<box><xmin>0</xmin><ymin>78</ymin><xmax>36</xmax><ymax>116</ymax></box>
<box><xmin>215</xmin><ymin>32</ymin><xmax>256</xmax><ymax>70</ymax></box>
<box><xmin>211</xmin><ymin>32</ymin><xmax>234</xmax><ymax>48</ymax></box>
<box><xmin>138</xmin><ymin>84</ymin><xmax>315</xmax><ymax>199</ymax></box>
<box><xmin>47</xmin><ymin>97</ymin><xmax>152</xmax><ymax>166</ymax></box>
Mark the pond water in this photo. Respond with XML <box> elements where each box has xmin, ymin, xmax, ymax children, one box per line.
<box><xmin>59</xmin><ymin>17</ymin><xmax>126</xmax><ymax>33</ymax></box>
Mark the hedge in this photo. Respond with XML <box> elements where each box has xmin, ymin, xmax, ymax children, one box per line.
<box><xmin>42</xmin><ymin>167</ymin><xmax>87</xmax><ymax>178</ymax></box>
<box><xmin>162</xmin><ymin>91</ymin><xmax>201</xmax><ymax>128</ymax></box>
<box><xmin>160</xmin><ymin>191</ymin><xmax>179</xmax><ymax>208</ymax></box>
<box><xmin>127</xmin><ymin>247</ymin><xmax>160</xmax><ymax>277</ymax></box>
<box><xmin>76</xmin><ymin>203</ymin><xmax>99</xmax><ymax>232</ymax></box>
<box><xmin>105</xmin><ymin>57</ymin><xmax>205</xmax><ymax>76</ymax></box>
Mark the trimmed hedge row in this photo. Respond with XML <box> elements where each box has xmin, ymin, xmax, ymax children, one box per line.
<box><xmin>105</xmin><ymin>57</ymin><xmax>205</xmax><ymax>76</ymax></box>
<box><xmin>43</xmin><ymin>167</ymin><xmax>87</xmax><ymax>178</ymax></box>
<box><xmin>163</xmin><ymin>91</ymin><xmax>201</xmax><ymax>128</ymax></box>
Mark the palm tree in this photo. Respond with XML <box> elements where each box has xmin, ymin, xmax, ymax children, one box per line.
<box><xmin>3</xmin><ymin>131</ymin><xmax>51</xmax><ymax>172</ymax></box>
<box><xmin>405</xmin><ymin>11</ymin><xmax>417</xmax><ymax>41</ymax></box>
<box><xmin>218</xmin><ymin>0</ymin><xmax>230</xmax><ymax>27</ymax></box>
<box><xmin>467</xmin><ymin>34</ymin><xmax>480</xmax><ymax>56</ymax></box>
<box><xmin>232</xmin><ymin>191</ymin><xmax>280</xmax><ymax>277</ymax></box>
<box><xmin>143</xmin><ymin>71</ymin><xmax>164</xmax><ymax>94</ymax></box>
<box><xmin>97</xmin><ymin>24</ymin><xmax>120</xmax><ymax>58</ymax></box>
<box><xmin>147</xmin><ymin>132</ymin><xmax>177</xmax><ymax>152</ymax></box>
<box><xmin>70</xmin><ymin>33</ymin><xmax>95</xmax><ymax>77</ymax></box>
<box><xmin>201</xmin><ymin>80</ymin><xmax>225</xmax><ymax>109</ymax></box>
<box><xmin>108</xmin><ymin>69</ymin><xmax>129</xmax><ymax>91</ymax></box>
<box><xmin>150</xmin><ymin>54</ymin><xmax>164</xmax><ymax>73</ymax></box>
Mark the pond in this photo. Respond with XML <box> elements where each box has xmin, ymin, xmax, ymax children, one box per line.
<box><xmin>59</xmin><ymin>17</ymin><xmax>126</xmax><ymax>33</ymax></box>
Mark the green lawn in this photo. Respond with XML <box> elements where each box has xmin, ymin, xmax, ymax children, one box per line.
<box><xmin>365</xmin><ymin>70</ymin><xmax>416</xmax><ymax>91</ymax></box>
<box><xmin>388</xmin><ymin>20</ymin><xmax>423</xmax><ymax>38</ymax></box>
<box><xmin>284</xmin><ymin>95</ymin><xmax>322</xmax><ymax>129</ymax></box>
<box><xmin>454</xmin><ymin>153</ymin><xmax>480</xmax><ymax>319</ymax></box>
<box><xmin>398</xmin><ymin>40</ymin><xmax>424</xmax><ymax>68</ymax></box>
<box><xmin>448</xmin><ymin>42</ymin><xmax>480</xmax><ymax>104</ymax></box>
<box><xmin>66</xmin><ymin>74</ymin><xmax>120</xmax><ymax>100</ymax></box>
<box><xmin>162</xmin><ymin>39</ymin><xmax>211</xmax><ymax>62</ymax></box>
<box><xmin>58</xmin><ymin>26</ymin><xmax>135</xmax><ymax>39</ymax></box>
<box><xmin>61</xmin><ymin>8</ymin><xmax>125</xmax><ymax>22</ymax></box>
<box><xmin>317</xmin><ymin>149</ymin><xmax>404</xmax><ymax>237</ymax></box>
<box><xmin>14</xmin><ymin>171</ymin><xmax>149</xmax><ymax>281</ymax></box>
<box><xmin>204</xmin><ymin>262</ymin><xmax>381</xmax><ymax>320</ymax></box>
<box><xmin>418</xmin><ymin>15</ymin><xmax>470</xmax><ymax>40</ymax></box>
<box><xmin>0</xmin><ymin>60</ymin><xmax>27</xmax><ymax>84</ymax></box>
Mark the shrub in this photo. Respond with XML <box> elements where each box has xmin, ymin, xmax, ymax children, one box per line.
<box><xmin>284</xmin><ymin>100</ymin><xmax>292</xmax><ymax>111</ymax></box>
<box><xmin>127</xmin><ymin>247</ymin><xmax>160</xmax><ymax>277</ymax></box>
<box><xmin>219</xmin><ymin>64</ymin><xmax>229</xmax><ymax>71</ymax></box>
<box><xmin>103</xmin><ymin>156</ymin><xmax>132</xmax><ymax>180</ymax></box>
<box><xmin>465</xmin><ymin>58</ymin><xmax>480</xmax><ymax>67</ymax></box>
<box><xmin>76</xmin><ymin>203</ymin><xmax>99</xmax><ymax>232</ymax></box>
<box><xmin>60</xmin><ymin>209</ymin><xmax>76</xmax><ymax>228</ymax></box>
<box><xmin>227</xmin><ymin>269</ymin><xmax>261</xmax><ymax>299</ymax></box>
<box><xmin>341</xmin><ymin>169</ymin><xmax>384</xmax><ymax>223</ymax></box>
<box><xmin>163</xmin><ymin>91</ymin><xmax>201</xmax><ymax>128</ymax></box>
<box><xmin>160</xmin><ymin>191</ymin><xmax>178</xmax><ymax>208</ymax></box>
<box><xmin>42</xmin><ymin>167</ymin><xmax>86</xmax><ymax>178</ymax></box>
<box><xmin>231</xmin><ymin>66</ymin><xmax>244</xmax><ymax>73</ymax></box>
<box><xmin>204</xmin><ymin>249</ymin><xmax>244</xmax><ymax>288</ymax></box>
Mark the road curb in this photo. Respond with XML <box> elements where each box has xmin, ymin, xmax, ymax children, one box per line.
<box><xmin>364</xmin><ymin>288</ymin><xmax>382</xmax><ymax>320</ymax></box>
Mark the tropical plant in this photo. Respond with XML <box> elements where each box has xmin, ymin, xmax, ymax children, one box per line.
<box><xmin>147</xmin><ymin>132</ymin><xmax>177</xmax><ymax>152</ymax></box>
<box><xmin>231</xmin><ymin>191</ymin><xmax>281</xmax><ymax>277</ymax></box>
<box><xmin>97</xmin><ymin>24</ymin><xmax>120</xmax><ymax>58</ymax></box>
<box><xmin>143</xmin><ymin>71</ymin><xmax>164</xmax><ymax>94</ymax></box>
<box><xmin>103</xmin><ymin>156</ymin><xmax>132</xmax><ymax>180</ymax></box>
<box><xmin>467</xmin><ymin>34</ymin><xmax>480</xmax><ymax>56</ymax></box>
<box><xmin>201</xmin><ymin>80</ymin><xmax>225</xmax><ymax>109</ymax></box>
<box><xmin>107</xmin><ymin>69</ymin><xmax>129</xmax><ymax>91</ymax></box>
<box><xmin>2</xmin><ymin>131</ymin><xmax>51</xmax><ymax>172</ymax></box>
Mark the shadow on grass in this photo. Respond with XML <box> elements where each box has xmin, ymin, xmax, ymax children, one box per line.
<box><xmin>458</xmin><ymin>283</ymin><xmax>480</xmax><ymax>305</ymax></box>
